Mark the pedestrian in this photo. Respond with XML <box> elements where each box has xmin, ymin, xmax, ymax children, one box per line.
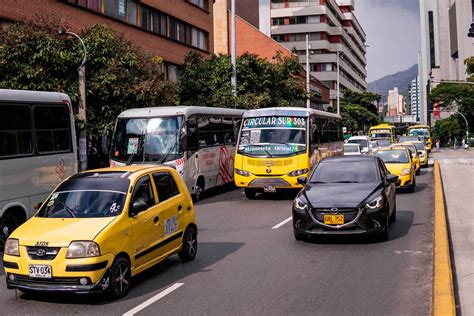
<box><xmin>436</xmin><ymin>138</ymin><xmax>440</xmax><ymax>150</ymax></box>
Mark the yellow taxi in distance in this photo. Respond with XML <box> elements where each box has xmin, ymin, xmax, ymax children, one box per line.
<box><xmin>395</xmin><ymin>143</ymin><xmax>421</xmax><ymax>175</ymax></box>
<box><xmin>377</xmin><ymin>147</ymin><xmax>416</xmax><ymax>192</ymax></box>
<box><xmin>3</xmin><ymin>165</ymin><xmax>197</xmax><ymax>299</ymax></box>
<box><xmin>409</xmin><ymin>141</ymin><xmax>428</xmax><ymax>168</ymax></box>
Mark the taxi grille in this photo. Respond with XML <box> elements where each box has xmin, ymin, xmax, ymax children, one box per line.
<box><xmin>26</xmin><ymin>247</ymin><xmax>60</xmax><ymax>260</ymax></box>
<box><xmin>311</xmin><ymin>208</ymin><xmax>359</xmax><ymax>223</ymax></box>
<box><xmin>12</xmin><ymin>275</ymin><xmax>90</xmax><ymax>286</ymax></box>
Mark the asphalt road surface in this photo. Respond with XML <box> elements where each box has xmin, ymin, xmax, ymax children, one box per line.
<box><xmin>0</xmin><ymin>167</ymin><xmax>434</xmax><ymax>315</ymax></box>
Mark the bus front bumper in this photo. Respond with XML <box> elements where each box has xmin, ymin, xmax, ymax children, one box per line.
<box><xmin>234</xmin><ymin>173</ymin><xmax>306</xmax><ymax>190</ymax></box>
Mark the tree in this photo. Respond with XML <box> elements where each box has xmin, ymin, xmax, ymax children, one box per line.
<box><xmin>341</xmin><ymin>90</ymin><xmax>380</xmax><ymax>115</ymax></box>
<box><xmin>339</xmin><ymin>90</ymin><xmax>381</xmax><ymax>133</ymax></box>
<box><xmin>433</xmin><ymin>116</ymin><xmax>463</xmax><ymax>146</ymax></box>
<box><xmin>179</xmin><ymin>51</ymin><xmax>306</xmax><ymax>109</ymax></box>
<box><xmin>0</xmin><ymin>21</ymin><xmax>178</xmax><ymax>167</ymax></box>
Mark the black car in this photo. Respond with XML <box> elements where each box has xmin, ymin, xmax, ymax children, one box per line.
<box><xmin>292</xmin><ymin>156</ymin><xmax>398</xmax><ymax>241</ymax></box>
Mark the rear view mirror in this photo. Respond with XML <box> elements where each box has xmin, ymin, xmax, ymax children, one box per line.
<box><xmin>130</xmin><ymin>200</ymin><xmax>148</xmax><ymax>217</ymax></box>
<box><xmin>297</xmin><ymin>176</ymin><xmax>307</xmax><ymax>185</ymax></box>
<box><xmin>418</xmin><ymin>151</ymin><xmax>423</xmax><ymax>155</ymax></box>
<box><xmin>387</xmin><ymin>174</ymin><xmax>398</xmax><ymax>183</ymax></box>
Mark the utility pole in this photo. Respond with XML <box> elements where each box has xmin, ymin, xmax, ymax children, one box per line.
<box><xmin>306</xmin><ymin>34</ymin><xmax>311</xmax><ymax>109</ymax></box>
<box><xmin>59</xmin><ymin>27</ymin><xmax>88</xmax><ymax>171</ymax></box>
<box><xmin>336</xmin><ymin>51</ymin><xmax>340</xmax><ymax>115</ymax></box>
<box><xmin>231</xmin><ymin>0</ymin><xmax>237</xmax><ymax>97</ymax></box>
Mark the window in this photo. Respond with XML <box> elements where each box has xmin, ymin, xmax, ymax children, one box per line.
<box><xmin>132</xmin><ymin>176</ymin><xmax>155</xmax><ymax>209</ymax></box>
<box><xmin>197</xmin><ymin>116</ymin><xmax>223</xmax><ymax>147</ymax></box>
<box><xmin>103</xmin><ymin>0</ymin><xmax>116</xmax><ymax>17</ymax></box>
<box><xmin>272</xmin><ymin>35</ymin><xmax>285</xmax><ymax>42</ymax></box>
<box><xmin>126</xmin><ymin>0</ymin><xmax>137</xmax><ymax>25</ymax></box>
<box><xmin>321</xmin><ymin>63</ymin><xmax>332</xmax><ymax>72</ymax></box>
<box><xmin>222</xmin><ymin>117</ymin><xmax>235</xmax><ymax>145</ymax></box>
<box><xmin>272</xmin><ymin>17</ymin><xmax>285</xmax><ymax>26</ymax></box>
<box><xmin>186</xmin><ymin>116</ymin><xmax>198</xmax><ymax>150</ymax></box>
<box><xmin>141</xmin><ymin>7</ymin><xmax>152</xmax><ymax>31</ymax></box>
<box><xmin>289</xmin><ymin>16</ymin><xmax>307</xmax><ymax>24</ymax></box>
<box><xmin>188</xmin><ymin>0</ymin><xmax>209</xmax><ymax>10</ymax></box>
<box><xmin>153</xmin><ymin>173</ymin><xmax>179</xmax><ymax>202</ymax></box>
<box><xmin>0</xmin><ymin>105</ymin><xmax>33</xmax><ymax>157</ymax></box>
<box><xmin>34</xmin><ymin>105</ymin><xmax>71</xmax><ymax>153</ymax></box>
<box><xmin>307</xmin><ymin>15</ymin><xmax>320</xmax><ymax>24</ymax></box>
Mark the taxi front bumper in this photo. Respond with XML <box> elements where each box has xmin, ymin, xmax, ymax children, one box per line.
<box><xmin>396</xmin><ymin>174</ymin><xmax>413</xmax><ymax>188</ymax></box>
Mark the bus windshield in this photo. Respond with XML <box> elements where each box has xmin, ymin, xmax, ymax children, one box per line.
<box><xmin>369</xmin><ymin>129</ymin><xmax>392</xmax><ymax>139</ymax></box>
<box><xmin>111</xmin><ymin>116</ymin><xmax>183</xmax><ymax>163</ymax></box>
<box><xmin>237</xmin><ymin>116</ymin><xmax>307</xmax><ymax>157</ymax></box>
<box><xmin>408</xmin><ymin>128</ymin><xmax>429</xmax><ymax>138</ymax></box>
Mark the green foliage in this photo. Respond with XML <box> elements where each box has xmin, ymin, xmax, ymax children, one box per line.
<box><xmin>339</xmin><ymin>90</ymin><xmax>381</xmax><ymax>133</ymax></box>
<box><xmin>342</xmin><ymin>90</ymin><xmax>381</xmax><ymax>115</ymax></box>
<box><xmin>0</xmin><ymin>22</ymin><xmax>178</xmax><ymax>141</ymax></box>
<box><xmin>433</xmin><ymin>116</ymin><xmax>463</xmax><ymax>145</ymax></box>
<box><xmin>179</xmin><ymin>51</ymin><xmax>306</xmax><ymax>109</ymax></box>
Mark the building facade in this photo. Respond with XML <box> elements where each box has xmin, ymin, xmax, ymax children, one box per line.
<box><xmin>408</xmin><ymin>76</ymin><xmax>420</xmax><ymax>121</ymax></box>
<box><xmin>419</xmin><ymin>0</ymin><xmax>474</xmax><ymax>124</ymax></box>
<box><xmin>0</xmin><ymin>0</ymin><xmax>214</xmax><ymax>81</ymax></box>
<box><xmin>387</xmin><ymin>87</ymin><xmax>405</xmax><ymax>117</ymax></box>
<box><xmin>259</xmin><ymin>0</ymin><xmax>368</xmax><ymax>107</ymax></box>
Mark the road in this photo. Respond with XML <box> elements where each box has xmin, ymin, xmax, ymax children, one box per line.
<box><xmin>0</xmin><ymin>167</ymin><xmax>434</xmax><ymax>315</ymax></box>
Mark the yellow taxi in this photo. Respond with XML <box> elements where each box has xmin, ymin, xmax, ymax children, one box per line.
<box><xmin>396</xmin><ymin>143</ymin><xmax>421</xmax><ymax>175</ymax></box>
<box><xmin>409</xmin><ymin>141</ymin><xmax>428</xmax><ymax>168</ymax></box>
<box><xmin>377</xmin><ymin>147</ymin><xmax>416</xmax><ymax>192</ymax></box>
<box><xmin>3</xmin><ymin>165</ymin><xmax>197</xmax><ymax>299</ymax></box>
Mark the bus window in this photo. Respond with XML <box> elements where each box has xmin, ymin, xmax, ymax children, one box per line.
<box><xmin>222</xmin><ymin>117</ymin><xmax>235</xmax><ymax>145</ymax></box>
<box><xmin>34</xmin><ymin>105</ymin><xmax>71</xmax><ymax>153</ymax></box>
<box><xmin>186</xmin><ymin>115</ymin><xmax>198</xmax><ymax>151</ymax></box>
<box><xmin>198</xmin><ymin>116</ymin><xmax>222</xmax><ymax>147</ymax></box>
<box><xmin>0</xmin><ymin>105</ymin><xmax>33</xmax><ymax>157</ymax></box>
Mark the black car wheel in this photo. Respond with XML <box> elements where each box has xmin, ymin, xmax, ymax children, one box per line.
<box><xmin>193</xmin><ymin>177</ymin><xmax>205</xmax><ymax>202</ymax></box>
<box><xmin>109</xmin><ymin>257</ymin><xmax>131</xmax><ymax>299</ymax></box>
<box><xmin>377</xmin><ymin>213</ymin><xmax>390</xmax><ymax>242</ymax></box>
<box><xmin>179</xmin><ymin>227</ymin><xmax>198</xmax><ymax>262</ymax></box>
<box><xmin>244</xmin><ymin>188</ymin><xmax>257</xmax><ymax>199</ymax></box>
<box><xmin>389</xmin><ymin>200</ymin><xmax>397</xmax><ymax>223</ymax></box>
<box><xmin>416</xmin><ymin>168</ymin><xmax>421</xmax><ymax>175</ymax></box>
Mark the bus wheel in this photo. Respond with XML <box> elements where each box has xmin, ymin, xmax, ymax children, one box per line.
<box><xmin>244</xmin><ymin>188</ymin><xmax>257</xmax><ymax>199</ymax></box>
<box><xmin>1</xmin><ymin>213</ymin><xmax>20</xmax><ymax>241</ymax></box>
<box><xmin>193</xmin><ymin>177</ymin><xmax>205</xmax><ymax>202</ymax></box>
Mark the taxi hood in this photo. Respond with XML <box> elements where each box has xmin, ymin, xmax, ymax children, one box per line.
<box><xmin>384</xmin><ymin>163</ymin><xmax>411</xmax><ymax>176</ymax></box>
<box><xmin>13</xmin><ymin>217</ymin><xmax>117</xmax><ymax>247</ymax></box>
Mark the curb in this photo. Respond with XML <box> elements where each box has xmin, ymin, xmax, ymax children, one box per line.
<box><xmin>432</xmin><ymin>160</ymin><xmax>456</xmax><ymax>315</ymax></box>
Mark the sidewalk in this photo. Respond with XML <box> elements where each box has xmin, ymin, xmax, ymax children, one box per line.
<box><xmin>433</xmin><ymin>149</ymin><xmax>474</xmax><ymax>315</ymax></box>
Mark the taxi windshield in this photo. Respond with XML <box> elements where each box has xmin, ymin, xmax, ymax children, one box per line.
<box><xmin>37</xmin><ymin>172</ymin><xmax>130</xmax><ymax>218</ymax></box>
<box><xmin>377</xmin><ymin>150</ymin><xmax>409</xmax><ymax>164</ymax></box>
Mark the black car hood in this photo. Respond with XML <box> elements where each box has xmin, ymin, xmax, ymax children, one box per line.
<box><xmin>303</xmin><ymin>182</ymin><xmax>382</xmax><ymax>208</ymax></box>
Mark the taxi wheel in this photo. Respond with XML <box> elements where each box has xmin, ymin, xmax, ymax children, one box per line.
<box><xmin>179</xmin><ymin>227</ymin><xmax>198</xmax><ymax>262</ymax></box>
<box><xmin>408</xmin><ymin>177</ymin><xmax>416</xmax><ymax>193</ymax></box>
<box><xmin>416</xmin><ymin>168</ymin><xmax>421</xmax><ymax>175</ymax></box>
<box><xmin>109</xmin><ymin>257</ymin><xmax>131</xmax><ymax>299</ymax></box>
<box><xmin>244</xmin><ymin>188</ymin><xmax>257</xmax><ymax>199</ymax></box>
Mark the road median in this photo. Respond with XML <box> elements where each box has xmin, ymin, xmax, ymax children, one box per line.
<box><xmin>432</xmin><ymin>160</ymin><xmax>455</xmax><ymax>316</ymax></box>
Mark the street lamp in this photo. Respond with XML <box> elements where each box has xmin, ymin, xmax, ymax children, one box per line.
<box><xmin>336</xmin><ymin>43</ymin><xmax>369</xmax><ymax>115</ymax></box>
<box><xmin>230</xmin><ymin>0</ymin><xmax>237</xmax><ymax>97</ymax></box>
<box><xmin>59</xmin><ymin>27</ymin><xmax>88</xmax><ymax>171</ymax></box>
<box><xmin>306</xmin><ymin>34</ymin><xmax>311</xmax><ymax>109</ymax></box>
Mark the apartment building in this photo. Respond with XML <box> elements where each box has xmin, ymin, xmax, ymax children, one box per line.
<box><xmin>0</xmin><ymin>0</ymin><xmax>214</xmax><ymax>81</ymax></box>
<box><xmin>387</xmin><ymin>87</ymin><xmax>405</xmax><ymax>117</ymax></box>
<box><xmin>408</xmin><ymin>76</ymin><xmax>420</xmax><ymax>121</ymax></box>
<box><xmin>419</xmin><ymin>0</ymin><xmax>474</xmax><ymax>124</ymax></box>
<box><xmin>259</xmin><ymin>0</ymin><xmax>368</xmax><ymax>107</ymax></box>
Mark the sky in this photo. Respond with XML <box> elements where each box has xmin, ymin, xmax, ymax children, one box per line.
<box><xmin>355</xmin><ymin>0</ymin><xmax>421</xmax><ymax>82</ymax></box>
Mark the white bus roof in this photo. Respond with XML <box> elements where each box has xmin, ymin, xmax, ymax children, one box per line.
<box><xmin>242</xmin><ymin>107</ymin><xmax>341</xmax><ymax>119</ymax></box>
<box><xmin>0</xmin><ymin>89</ymin><xmax>70</xmax><ymax>103</ymax></box>
<box><xmin>118</xmin><ymin>106</ymin><xmax>244</xmax><ymax>118</ymax></box>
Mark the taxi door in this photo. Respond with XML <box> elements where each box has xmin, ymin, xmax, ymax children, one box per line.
<box><xmin>151</xmin><ymin>172</ymin><xmax>187</xmax><ymax>256</ymax></box>
<box><xmin>128</xmin><ymin>175</ymin><xmax>162</xmax><ymax>268</ymax></box>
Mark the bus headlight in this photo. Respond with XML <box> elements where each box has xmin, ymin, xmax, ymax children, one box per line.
<box><xmin>4</xmin><ymin>238</ymin><xmax>20</xmax><ymax>256</ymax></box>
<box><xmin>235</xmin><ymin>169</ymin><xmax>251</xmax><ymax>177</ymax></box>
<box><xmin>401</xmin><ymin>168</ymin><xmax>411</xmax><ymax>176</ymax></box>
<box><xmin>288</xmin><ymin>169</ymin><xmax>309</xmax><ymax>177</ymax></box>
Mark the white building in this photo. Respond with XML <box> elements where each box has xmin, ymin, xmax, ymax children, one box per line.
<box><xmin>387</xmin><ymin>87</ymin><xmax>405</xmax><ymax>117</ymax></box>
<box><xmin>409</xmin><ymin>76</ymin><xmax>420</xmax><ymax>121</ymax></box>
<box><xmin>259</xmin><ymin>0</ymin><xmax>368</xmax><ymax>107</ymax></box>
<box><xmin>419</xmin><ymin>0</ymin><xmax>474</xmax><ymax>124</ymax></box>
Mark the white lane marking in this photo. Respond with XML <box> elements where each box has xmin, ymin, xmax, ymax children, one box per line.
<box><xmin>123</xmin><ymin>283</ymin><xmax>184</xmax><ymax>316</ymax></box>
<box><xmin>272</xmin><ymin>216</ymin><xmax>293</xmax><ymax>229</ymax></box>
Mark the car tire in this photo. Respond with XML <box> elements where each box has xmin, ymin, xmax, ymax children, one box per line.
<box><xmin>108</xmin><ymin>257</ymin><xmax>131</xmax><ymax>299</ymax></box>
<box><xmin>178</xmin><ymin>227</ymin><xmax>198</xmax><ymax>262</ymax></box>
<box><xmin>389</xmin><ymin>200</ymin><xmax>397</xmax><ymax>223</ymax></box>
<box><xmin>408</xmin><ymin>177</ymin><xmax>416</xmax><ymax>193</ymax></box>
<box><xmin>416</xmin><ymin>168</ymin><xmax>421</xmax><ymax>175</ymax></box>
<box><xmin>1</xmin><ymin>213</ymin><xmax>21</xmax><ymax>245</ymax></box>
<box><xmin>293</xmin><ymin>230</ymin><xmax>306</xmax><ymax>241</ymax></box>
<box><xmin>193</xmin><ymin>177</ymin><xmax>205</xmax><ymax>202</ymax></box>
<box><xmin>244</xmin><ymin>188</ymin><xmax>257</xmax><ymax>199</ymax></box>
<box><xmin>377</xmin><ymin>213</ymin><xmax>390</xmax><ymax>242</ymax></box>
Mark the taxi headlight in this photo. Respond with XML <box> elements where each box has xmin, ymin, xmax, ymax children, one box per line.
<box><xmin>401</xmin><ymin>168</ymin><xmax>411</xmax><ymax>176</ymax></box>
<box><xmin>4</xmin><ymin>238</ymin><xmax>20</xmax><ymax>256</ymax></box>
<box><xmin>288</xmin><ymin>169</ymin><xmax>309</xmax><ymax>177</ymax></box>
<box><xmin>293</xmin><ymin>196</ymin><xmax>308</xmax><ymax>213</ymax></box>
<box><xmin>66</xmin><ymin>241</ymin><xmax>100</xmax><ymax>258</ymax></box>
<box><xmin>366</xmin><ymin>195</ymin><xmax>384</xmax><ymax>211</ymax></box>
<box><xmin>235</xmin><ymin>169</ymin><xmax>251</xmax><ymax>177</ymax></box>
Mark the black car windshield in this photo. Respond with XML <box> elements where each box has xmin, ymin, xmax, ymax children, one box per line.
<box><xmin>111</xmin><ymin>116</ymin><xmax>183</xmax><ymax>163</ymax></box>
<box><xmin>377</xmin><ymin>150</ymin><xmax>409</xmax><ymax>164</ymax></box>
<box><xmin>310</xmin><ymin>160</ymin><xmax>379</xmax><ymax>183</ymax></box>
<box><xmin>37</xmin><ymin>172</ymin><xmax>130</xmax><ymax>218</ymax></box>
<box><xmin>347</xmin><ymin>139</ymin><xmax>368</xmax><ymax>148</ymax></box>
<box><xmin>344</xmin><ymin>144</ymin><xmax>360</xmax><ymax>152</ymax></box>
<box><xmin>238</xmin><ymin>116</ymin><xmax>307</xmax><ymax>157</ymax></box>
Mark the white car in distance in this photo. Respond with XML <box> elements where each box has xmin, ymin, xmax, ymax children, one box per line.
<box><xmin>346</xmin><ymin>136</ymin><xmax>371</xmax><ymax>154</ymax></box>
<box><xmin>344</xmin><ymin>143</ymin><xmax>362</xmax><ymax>156</ymax></box>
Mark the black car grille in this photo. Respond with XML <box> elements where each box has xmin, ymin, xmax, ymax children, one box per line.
<box><xmin>26</xmin><ymin>247</ymin><xmax>60</xmax><ymax>260</ymax></box>
<box><xmin>12</xmin><ymin>275</ymin><xmax>91</xmax><ymax>286</ymax></box>
<box><xmin>311</xmin><ymin>208</ymin><xmax>359</xmax><ymax>223</ymax></box>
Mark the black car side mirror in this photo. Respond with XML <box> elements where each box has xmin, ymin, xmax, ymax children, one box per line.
<box><xmin>387</xmin><ymin>174</ymin><xmax>398</xmax><ymax>184</ymax></box>
<box><xmin>418</xmin><ymin>151</ymin><xmax>423</xmax><ymax>155</ymax></box>
<box><xmin>297</xmin><ymin>176</ymin><xmax>307</xmax><ymax>185</ymax></box>
<box><xmin>130</xmin><ymin>200</ymin><xmax>148</xmax><ymax>217</ymax></box>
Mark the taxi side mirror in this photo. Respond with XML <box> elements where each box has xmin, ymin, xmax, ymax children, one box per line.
<box><xmin>130</xmin><ymin>200</ymin><xmax>148</xmax><ymax>217</ymax></box>
<box><xmin>297</xmin><ymin>176</ymin><xmax>307</xmax><ymax>185</ymax></box>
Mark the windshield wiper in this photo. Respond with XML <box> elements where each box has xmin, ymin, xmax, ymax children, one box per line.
<box><xmin>333</xmin><ymin>181</ymin><xmax>359</xmax><ymax>183</ymax></box>
<box><xmin>247</xmin><ymin>144</ymin><xmax>273</xmax><ymax>158</ymax></box>
<box><xmin>54</xmin><ymin>200</ymin><xmax>76</xmax><ymax>218</ymax></box>
<box><xmin>310</xmin><ymin>181</ymin><xmax>327</xmax><ymax>184</ymax></box>
<box><xmin>158</xmin><ymin>140</ymin><xmax>178</xmax><ymax>164</ymax></box>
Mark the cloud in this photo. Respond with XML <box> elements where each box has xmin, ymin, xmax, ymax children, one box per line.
<box><xmin>355</xmin><ymin>0</ymin><xmax>421</xmax><ymax>82</ymax></box>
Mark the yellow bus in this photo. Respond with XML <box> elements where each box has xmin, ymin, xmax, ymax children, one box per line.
<box><xmin>368</xmin><ymin>124</ymin><xmax>396</xmax><ymax>143</ymax></box>
<box><xmin>234</xmin><ymin>107</ymin><xmax>343</xmax><ymax>199</ymax></box>
<box><xmin>407</xmin><ymin>125</ymin><xmax>432</xmax><ymax>152</ymax></box>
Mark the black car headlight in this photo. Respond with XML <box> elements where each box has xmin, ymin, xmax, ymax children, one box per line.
<box><xmin>293</xmin><ymin>196</ymin><xmax>309</xmax><ymax>213</ymax></box>
<box><xmin>235</xmin><ymin>169</ymin><xmax>251</xmax><ymax>177</ymax></box>
<box><xmin>365</xmin><ymin>195</ymin><xmax>384</xmax><ymax>212</ymax></box>
<box><xmin>288</xmin><ymin>169</ymin><xmax>309</xmax><ymax>177</ymax></box>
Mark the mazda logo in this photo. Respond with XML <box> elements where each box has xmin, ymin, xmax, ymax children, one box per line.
<box><xmin>35</xmin><ymin>249</ymin><xmax>46</xmax><ymax>257</ymax></box>
<box><xmin>330</xmin><ymin>208</ymin><xmax>339</xmax><ymax>214</ymax></box>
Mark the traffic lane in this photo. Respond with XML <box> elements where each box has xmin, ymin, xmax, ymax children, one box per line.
<box><xmin>134</xmin><ymin>171</ymin><xmax>434</xmax><ymax>315</ymax></box>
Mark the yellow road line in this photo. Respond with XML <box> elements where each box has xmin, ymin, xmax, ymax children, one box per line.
<box><xmin>432</xmin><ymin>160</ymin><xmax>456</xmax><ymax>315</ymax></box>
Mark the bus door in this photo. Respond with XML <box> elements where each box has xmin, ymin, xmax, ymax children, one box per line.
<box><xmin>196</xmin><ymin>116</ymin><xmax>222</xmax><ymax>187</ymax></box>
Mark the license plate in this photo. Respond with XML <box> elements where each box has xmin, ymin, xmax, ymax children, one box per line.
<box><xmin>264</xmin><ymin>186</ymin><xmax>276</xmax><ymax>192</ymax></box>
<box><xmin>324</xmin><ymin>214</ymin><xmax>344</xmax><ymax>225</ymax></box>
<box><xmin>29</xmin><ymin>265</ymin><xmax>52</xmax><ymax>278</ymax></box>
